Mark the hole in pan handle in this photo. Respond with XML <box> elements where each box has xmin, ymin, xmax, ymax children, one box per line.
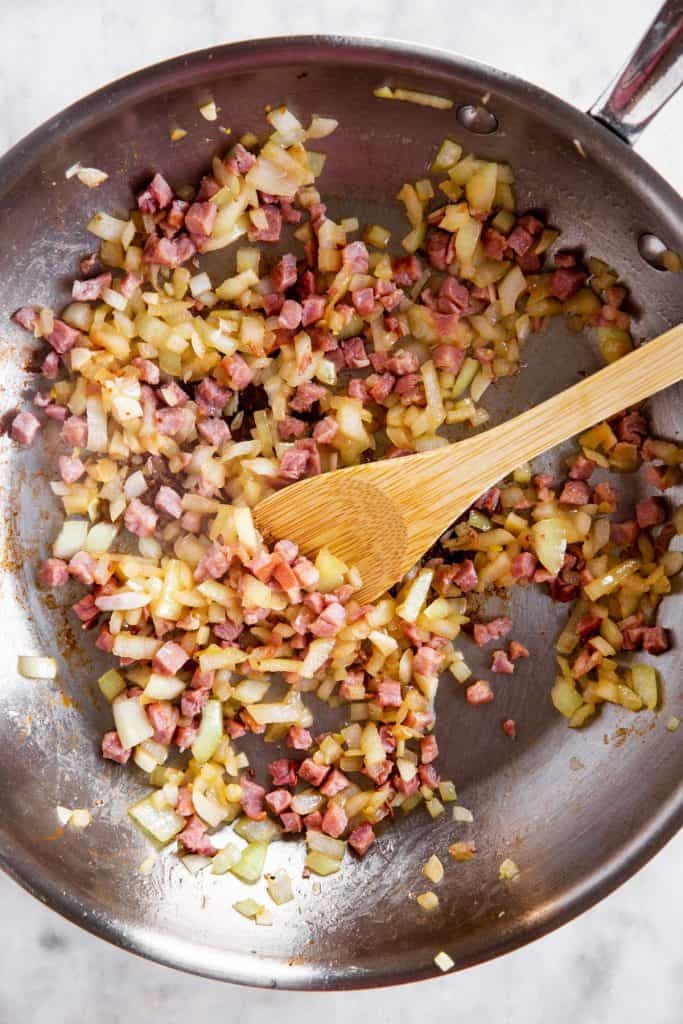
<box><xmin>588</xmin><ymin>0</ymin><xmax>683</xmax><ymax>146</ymax></box>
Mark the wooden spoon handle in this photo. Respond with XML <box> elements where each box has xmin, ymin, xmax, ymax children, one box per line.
<box><xmin>440</xmin><ymin>323</ymin><xmax>683</xmax><ymax>493</ymax></box>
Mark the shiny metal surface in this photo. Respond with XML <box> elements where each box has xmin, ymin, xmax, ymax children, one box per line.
<box><xmin>590</xmin><ymin>0</ymin><xmax>683</xmax><ymax>143</ymax></box>
<box><xmin>0</xmin><ymin>33</ymin><xmax>681</xmax><ymax>991</ymax></box>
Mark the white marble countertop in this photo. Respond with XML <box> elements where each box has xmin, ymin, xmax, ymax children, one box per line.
<box><xmin>1</xmin><ymin>1</ymin><xmax>681</xmax><ymax>1021</ymax></box>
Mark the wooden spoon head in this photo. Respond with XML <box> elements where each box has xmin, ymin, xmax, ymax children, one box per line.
<box><xmin>253</xmin><ymin>471</ymin><xmax>410</xmax><ymax>603</ymax></box>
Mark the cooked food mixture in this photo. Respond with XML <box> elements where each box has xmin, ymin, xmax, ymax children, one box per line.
<box><xmin>9</xmin><ymin>106</ymin><xmax>681</xmax><ymax>894</ymax></box>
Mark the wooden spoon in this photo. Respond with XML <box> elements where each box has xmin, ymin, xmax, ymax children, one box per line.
<box><xmin>254</xmin><ymin>324</ymin><xmax>683</xmax><ymax>603</ymax></box>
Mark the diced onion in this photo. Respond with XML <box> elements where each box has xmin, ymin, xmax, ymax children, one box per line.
<box><xmin>53</xmin><ymin>519</ymin><xmax>89</xmax><ymax>559</ymax></box>
<box><xmin>18</xmin><ymin>655</ymin><xmax>57</xmax><ymax>680</ymax></box>
<box><xmin>113</xmin><ymin>697</ymin><xmax>154</xmax><ymax>749</ymax></box>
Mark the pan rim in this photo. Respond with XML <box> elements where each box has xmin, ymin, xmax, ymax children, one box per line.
<box><xmin>0</xmin><ymin>33</ymin><xmax>681</xmax><ymax>989</ymax></box>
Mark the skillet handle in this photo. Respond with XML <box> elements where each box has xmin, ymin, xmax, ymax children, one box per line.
<box><xmin>589</xmin><ymin>0</ymin><xmax>683</xmax><ymax>145</ymax></box>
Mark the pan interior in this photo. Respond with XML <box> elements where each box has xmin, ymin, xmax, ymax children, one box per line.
<box><xmin>0</xmin><ymin>40</ymin><xmax>681</xmax><ymax>988</ymax></box>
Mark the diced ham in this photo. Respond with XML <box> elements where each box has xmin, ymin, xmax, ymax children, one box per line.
<box><xmin>475</xmin><ymin>486</ymin><xmax>500</xmax><ymax>512</ymax></box>
<box><xmin>593</xmin><ymin>481</ymin><xmax>618</xmax><ymax>508</ymax></box>
<box><xmin>249</xmin><ymin>205</ymin><xmax>282</xmax><ymax>242</ymax></box>
<box><xmin>341</xmin><ymin>336</ymin><xmax>370</xmax><ymax>369</ymax></box>
<box><xmin>642</xmin><ymin>626</ymin><xmax>670</xmax><ymax>654</ymax></box>
<box><xmin>310</xmin><ymin>600</ymin><xmax>346</xmax><ymax>638</ymax></box>
<box><xmin>491</xmin><ymin>649</ymin><xmax>515</xmax><ymax>674</ymax></box>
<box><xmin>271</xmin><ymin>253</ymin><xmax>298</xmax><ymax>294</ymax></box>
<box><xmin>610</xmin><ymin>520</ymin><xmax>640</xmax><ymax>547</ymax></box>
<box><xmin>226</xmin><ymin>143</ymin><xmax>257</xmax><ymax>175</ymax></box>
<box><xmin>194</xmin><ymin>541</ymin><xmax>230</xmax><ymax>582</ymax></box>
<box><xmin>367</xmin><ymin>372</ymin><xmax>395</xmax><ymax>403</ymax></box>
<box><xmin>185</xmin><ymin>201</ymin><xmax>217</xmax><ymax>238</ymax></box>
<box><xmin>569</xmin><ymin>455</ymin><xmax>596</xmax><ymax>481</ymax></box>
<box><xmin>143</xmin><ymin>233</ymin><xmax>196</xmax><ymax>268</ymax></box>
<box><xmin>502</xmin><ymin>719</ymin><xmax>517</xmax><ymax>738</ymax></box>
<box><xmin>154</xmin><ymin>485</ymin><xmax>183</xmax><ymax>519</ymax></box>
<box><xmin>178</xmin><ymin>814</ymin><xmax>216</xmax><ymax>856</ymax></box>
<box><xmin>312</xmin><ymin>416</ymin><xmax>338</xmax><ymax>444</ymax></box>
<box><xmin>392</xmin><ymin>254</ymin><xmax>422</xmax><ymax>285</ymax></box>
<box><xmin>511</xmin><ymin>552</ymin><xmax>537</xmax><ymax>580</ymax></box>
<box><xmin>341</xmin><ymin>241</ymin><xmax>369</xmax><ymax>274</ymax></box>
<box><xmin>12</xmin><ymin>306</ymin><xmax>38</xmax><ymax>332</ymax></box>
<box><xmin>180</xmin><ymin>686</ymin><xmax>209</xmax><ymax>718</ymax></box>
<box><xmin>420</xmin><ymin>735</ymin><xmax>439</xmax><ymax>764</ymax></box>
<box><xmin>374</xmin><ymin>677</ymin><xmax>402</xmax><ymax>708</ymax></box>
<box><xmin>298</xmin><ymin>758</ymin><xmax>329</xmax><ymax>787</ymax></box>
<box><xmin>321</xmin><ymin>803</ymin><xmax>348</xmax><ymax>838</ymax></box>
<box><xmin>348</xmin><ymin>378</ymin><xmax>368</xmax><ymax>402</ymax></box>
<box><xmin>222</xmin><ymin>353</ymin><xmax>253</xmax><ymax>391</ymax></box>
<box><xmin>265</xmin><ymin>789</ymin><xmax>292</xmax><ymax>814</ymax></box>
<box><xmin>418</xmin><ymin>763</ymin><xmax>440</xmax><ymax>789</ymax></box>
<box><xmin>277</xmin><ymin>416</ymin><xmax>308</xmax><ymax>441</ymax></box>
<box><xmin>72</xmin><ymin>272</ymin><xmax>112</xmax><ymax>302</ymax></box>
<box><xmin>635</xmin><ymin>497</ymin><xmax>666</xmax><ymax>528</ymax></box>
<box><xmin>68</xmin><ymin>551</ymin><xmax>96</xmax><ymax>585</ymax></box>
<box><xmin>572</xmin><ymin>648</ymin><xmax>602</xmax><ymax>678</ymax></box>
<box><xmin>614</xmin><ymin>411</ymin><xmax>648</xmax><ymax>444</ymax></box>
<box><xmin>550</xmin><ymin>268</ymin><xmax>586</xmax><ymax>301</ymax></box>
<box><xmin>153</xmin><ymin>641</ymin><xmax>189</xmax><ymax>676</ymax></box>
<box><xmin>508</xmin><ymin>640</ymin><xmax>529</xmax><ymax>660</ymax></box>
<box><xmin>137</xmin><ymin>173</ymin><xmax>173</xmax><ymax>213</ymax></box>
<box><xmin>57</xmin><ymin>455</ymin><xmax>85</xmax><ymax>485</ymax></box>
<box><xmin>44</xmin><ymin>404</ymin><xmax>67</xmax><ymax>422</ymax></box>
<box><xmin>280</xmin><ymin>811</ymin><xmax>303</xmax><ymax>833</ymax></box>
<box><xmin>197</xmin><ymin>417</ymin><xmax>231</xmax><ymax>446</ymax></box>
<box><xmin>506</xmin><ymin>225</ymin><xmax>534</xmax><ymax>256</ymax></box>
<box><xmin>413</xmin><ymin>645</ymin><xmax>443</xmax><ymax>677</ymax></box>
<box><xmin>351</xmin><ymin>287</ymin><xmax>375</xmax><ymax>317</ymax></box>
<box><xmin>348</xmin><ymin>821</ymin><xmax>376</xmax><ymax>856</ymax></box>
<box><xmin>159</xmin><ymin>380</ymin><xmax>188</xmax><ymax>407</ymax></box>
<box><xmin>38</xmin><ymin>557</ymin><xmax>69</xmax><ymax>588</ymax></box>
<box><xmin>72</xmin><ymin>593</ymin><xmax>99</xmax><ymax>624</ymax></box>
<box><xmin>473</xmin><ymin>617</ymin><xmax>512</xmax><ymax>646</ymax></box>
<box><xmin>289</xmin><ymin>381</ymin><xmax>326</xmax><ymax>413</ymax></box>
<box><xmin>11</xmin><ymin>411</ymin><xmax>41</xmax><ymax>446</ymax></box>
<box><xmin>268</xmin><ymin>759</ymin><xmax>298</xmax><ymax>788</ymax></box>
<box><xmin>263</xmin><ymin>291</ymin><xmax>284</xmax><ymax>316</ymax></box>
<box><xmin>466</xmin><ymin>679</ymin><xmax>494</xmax><ymax>705</ymax></box>
<box><xmin>132</xmin><ymin>357</ymin><xmax>160</xmax><ymax>385</ymax></box>
<box><xmin>239</xmin><ymin>777</ymin><xmax>266</xmax><ymax>820</ymax></box>
<box><xmin>42</xmin><ymin>351</ymin><xmax>60</xmax><ymax>380</ymax></box>
<box><xmin>279</xmin><ymin>447</ymin><xmax>311</xmax><ymax>481</ymax></box>
<box><xmin>577</xmin><ymin>615</ymin><xmax>602</xmax><ymax>642</ymax></box>
<box><xmin>278</xmin><ymin>299</ymin><xmax>303</xmax><ymax>330</ymax></box>
<box><xmin>427</xmin><ymin>229</ymin><xmax>450</xmax><ymax>270</ymax></box>
<box><xmin>146</xmin><ymin>701</ymin><xmax>179</xmax><ymax>745</ymax></box>
<box><xmin>120</xmin><ymin>273</ymin><xmax>142</xmax><ymax>299</ymax></box>
<box><xmin>559</xmin><ymin>480</ymin><xmax>591</xmax><ymax>505</ymax></box>
<box><xmin>301</xmin><ymin>294</ymin><xmax>326</xmax><ymax>326</ymax></box>
<box><xmin>174</xmin><ymin>724</ymin><xmax>198</xmax><ymax>752</ymax></box>
<box><xmin>386</xmin><ymin>350</ymin><xmax>420</xmax><ymax>376</ymax></box>
<box><xmin>287</xmin><ymin>725</ymin><xmax>312</xmax><ymax>750</ymax></box>
<box><xmin>320</xmin><ymin>769</ymin><xmax>350</xmax><ymax>798</ymax></box>
<box><xmin>482</xmin><ymin>227</ymin><xmax>508</xmax><ymax>260</ymax></box>
<box><xmin>155</xmin><ymin>406</ymin><xmax>185</xmax><ymax>436</ymax></box>
<box><xmin>124</xmin><ymin>498</ymin><xmax>158</xmax><ymax>538</ymax></box>
<box><xmin>432</xmin><ymin>344</ymin><xmax>464</xmax><ymax>373</ymax></box>
<box><xmin>164</xmin><ymin>198</ymin><xmax>189</xmax><ymax>234</ymax></box>
<box><xmin>101</xmin><ymin>730</ymin><xmax>131</xmax><ymax>764</ymax></box>
<box><xmin>196</xmin><ymin>378</ymin><xmax>231</xmax><ymax>415</ymax></box>
<box><xmin>175</xmin><ymin>786</ymin><xmax>194</xmax><ymax>817</ymax></box>
<box><xmin>292</xmin><ymin>556</ymin><xmax>319</xmax><ymax>590</ymax></box>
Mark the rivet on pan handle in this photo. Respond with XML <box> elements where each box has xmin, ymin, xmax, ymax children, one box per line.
<box><xmin>589</xmin><ymin>0</ymin><xmax>683</xmax><ymax>145</ymax></box>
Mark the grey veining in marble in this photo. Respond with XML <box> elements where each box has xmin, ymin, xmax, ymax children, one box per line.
<box><xmin>1</xmin><ymin>1</ymin><xmax>681</xmax><ymax>1021</ymax></box>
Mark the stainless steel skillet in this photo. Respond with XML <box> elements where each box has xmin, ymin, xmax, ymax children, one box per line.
<box><xmin>0</xmin><ymin>3</ymin><xmax>682</xmax><ymax>991</ymax></box>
